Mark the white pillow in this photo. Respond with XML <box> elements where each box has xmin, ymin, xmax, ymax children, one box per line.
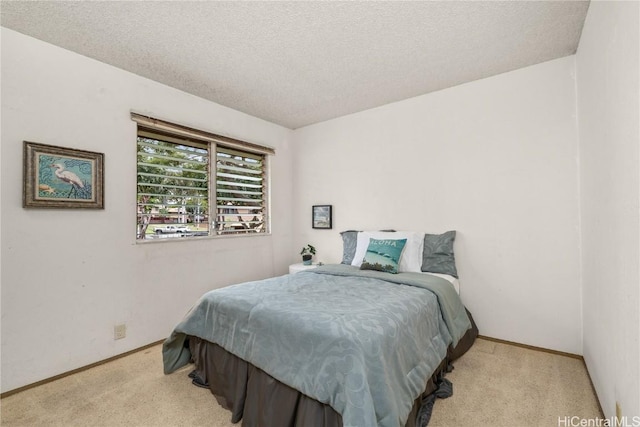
<box><xmin>351</xmin><ymin>231</ymin><xmax>424</xmax><ymax>273</ymax></box>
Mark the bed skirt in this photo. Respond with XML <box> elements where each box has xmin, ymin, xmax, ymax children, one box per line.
<box><xmin>187</xmin><ymin>309</ymin><xmax>478</xmax><ymax>427</ymax></box>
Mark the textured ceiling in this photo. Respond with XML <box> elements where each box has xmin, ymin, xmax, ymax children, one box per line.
<box><xmin>1</xmin><ymin>1</ymin><xmax>589</xmax><ymax>129</ymax></box>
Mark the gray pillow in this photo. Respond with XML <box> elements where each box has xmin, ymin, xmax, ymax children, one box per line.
<box><xmin>340</xmin><ymin>230</ymin><xmax>359</xmax><ymax>264</ymax></box>
<box><xmin>421</xmin><ymin>230</ymin><xmax>458</xmax><ymax>278</ymax></box>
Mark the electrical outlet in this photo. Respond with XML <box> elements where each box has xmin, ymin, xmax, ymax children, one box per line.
<box><xmin>616</xmin><ymin>402</ymin><xmax>622</xmax><ymax>423</ymax></box>
<box><xmin>114</xmin><ymin>324</ymin><xmax>126</xmax><ymax>340</ymax></box>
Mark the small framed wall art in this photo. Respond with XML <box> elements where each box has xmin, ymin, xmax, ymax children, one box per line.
<box><xmin>312</xmin><ymin>205</ymin><xmax>332</xmax><ymax>229</ymax></box>
<box><xmin>23</xmin><ymin>141</ymin><xmax>104</xmax><ymax>209</ymax></box>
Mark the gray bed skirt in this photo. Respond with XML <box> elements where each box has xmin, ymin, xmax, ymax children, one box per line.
<box><xmin>186</xmin><ymin>309</ymin><xmax>478</xmax><ymax>427</ymax></box>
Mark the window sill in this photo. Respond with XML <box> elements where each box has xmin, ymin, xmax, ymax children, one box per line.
<box><xmin>135</xmin><ymin>231</ymin><xmax>272</xmax><ymax>244</ymax></box>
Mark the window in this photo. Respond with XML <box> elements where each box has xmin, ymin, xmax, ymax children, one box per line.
<box><xmin>133</xmin><ymin>114</ymin><xmax>273</xmax><ymax>240</ymax></box>
<box><xmin>216</xmin><ymin>147</ymin><xmax>266</xmax><ymax>234</ymax></box>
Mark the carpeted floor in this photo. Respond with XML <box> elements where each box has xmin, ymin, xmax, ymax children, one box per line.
<box><xmin>1</xmin><ymin>338</ymin><xmax>601</xmax><ymax>427</ymax></box>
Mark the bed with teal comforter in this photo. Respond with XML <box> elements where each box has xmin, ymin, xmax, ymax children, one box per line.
<box><xmin>163</xmin><ymin>264</ymin><xmax>472</xmax><ymax>427</ymax></box>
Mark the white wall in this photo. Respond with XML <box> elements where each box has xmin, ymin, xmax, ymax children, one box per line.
<box><xmin>0</xmin><ymin>28</ymin><xmax>294</xmax><ymax>393</ymax></box>
<box><xmin>293</xmin><ymin>56</ymin><xmax>582</xmax><ymax>354</ymax></box>
<box><xmin>576</xmin><ymin>1</ymin><xmax>640</xmax><ymax>419</ymax></box>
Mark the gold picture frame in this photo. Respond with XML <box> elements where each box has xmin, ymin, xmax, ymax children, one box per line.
<box><xmin>23</xmin><ymin>141</ymin><xmax>104</xmax><ymax>209</ymax></box>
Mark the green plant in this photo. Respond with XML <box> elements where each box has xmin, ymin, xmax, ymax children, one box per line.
<box><xmin>300</xmin><ymin>244</ymin><xmax>316</xmax><ymax>256</ymax></box>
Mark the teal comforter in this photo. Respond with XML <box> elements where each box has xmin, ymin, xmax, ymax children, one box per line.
<box><xmin>163</xmin><ymin>264</ymin><xmax>471</xmax><ymax>427</ymax></box>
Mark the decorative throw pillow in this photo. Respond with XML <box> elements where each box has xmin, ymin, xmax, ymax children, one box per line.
<box><xmin>340</xmin><ymin>230</ymin><xmax>360</xmax><ymax>264</ymax></box>
<box><xmin>421</xmin><ymin>231</ymin><xmax>458</xmax><ymax>278</ymax></box>
<box><xmin>360</xmin><ymin>238</ymin><xmax>407</xmax><ymax>274</ymax></box>
<box><xmin>352</xmin><ymin>231</ymin><xmax>424</xmax><ymax>273</ymax></box>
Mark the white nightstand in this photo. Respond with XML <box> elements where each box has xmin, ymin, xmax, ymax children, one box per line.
<box><xmin>289</xmin><ymin>263</ymin><xmax>318</xmax><ymax>274</ymax></box>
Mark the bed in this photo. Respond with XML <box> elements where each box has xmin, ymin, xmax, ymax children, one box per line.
<box><xmin>163</xmin><ymin>231</ymin><xmax>478</xmax><ymax>427</ymax></box>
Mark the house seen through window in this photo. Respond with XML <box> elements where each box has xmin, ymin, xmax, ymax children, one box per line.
<box><xmin>133</xmin><ymin>114</ymin><xmax>272</xmax><ymax>240</ymax></box>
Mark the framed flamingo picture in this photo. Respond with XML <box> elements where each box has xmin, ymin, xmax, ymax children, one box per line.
<box><xmin>23</xmin><ymin>141</ymin><xmax>104</xmax><ymax>209</ymax></box>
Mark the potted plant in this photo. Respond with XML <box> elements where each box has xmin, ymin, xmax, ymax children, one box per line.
<box><xmin>300</xmin><ymin>244</ymin><xmax>316</xmax><ymax>265</ymax></box>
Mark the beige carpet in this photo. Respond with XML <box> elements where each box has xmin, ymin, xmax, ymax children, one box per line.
<box><xmin>1</xmin><ymin>338</ymin><xmax>601</xmax><ymax>427</ymax></box>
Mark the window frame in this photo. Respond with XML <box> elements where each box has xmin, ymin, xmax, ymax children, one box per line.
<box><xmin>132</xmin><ymin>113</ymin><xmax>274</xmax><ymax>242</ymax></box>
